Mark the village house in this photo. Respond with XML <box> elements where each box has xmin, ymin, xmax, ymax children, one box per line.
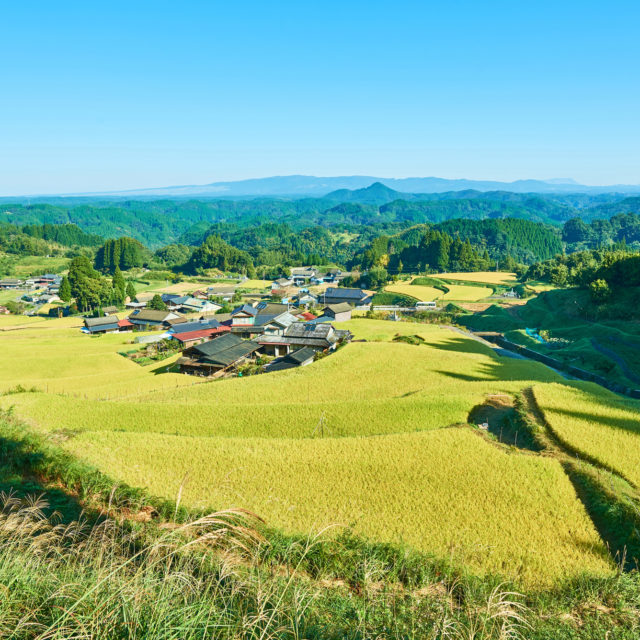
<box><xmin>265</xmin><ymin>347</ymin><xmax>316</xmax><ymax>372</ymax></box>
<box><xmin>321</xmin><ymin>287</ymin><xmax>373</xmax><ymax>308</ymax></box>
<box><xmin>290</xmin><ymin>266</ymin><xmax>317</xmax><ymax>286</ymax></box>
<box><xmin>124</xmin><ymin>292</ymin><xmax>155</xmax><ymax>309</ymax></box>
<box><xmin>128</xmin><ymin>309</ymin><xmax>182</xmax><ymax>329</ymax></box>
<box><xmin>177</xmin><ymin>297</ymin><xmax>221</xmax><ymax>315</ymax></box>
<box><xmin>230</xmin><ymin>304</ymin><xmax>258</xmax><ymax>327</ymax></box>
<box><xmin>0</xmin><ymin>305</ymin><xmax>10</xmax><ymax>315</ymax></box>
<box><xmin>321</xmin><ymin>303</ymin><xmax>352</xmax><ymax>322</ymax></box>
<box><xmin>283</xmin><ymin>322</ymin><xmax>350</xmax><ymax>351</ymax></box>
<box><xmin>165</xmin><ymin>316</ymin><xmax>188</xmax><ymax>329</ymax></box>
<box><xmin>177</xmin><ymin>333</ymin><xmax>261</xmax><ymax>376</ymax></box>
<box><xmin>206</xmin><ymin>286</ymin><xmax>236</xmax><ymax>301</ymax></box>
<box><xmin>255</xmin><ymin>333</ymin><xmax>292</xmax><ymax>357</ymax></box>
<box><xmin>161</xmin><ymin>294</ymin><xmax>187</xmax><ymax>309</ymax></box>
<box><xmin>272</xmin><ymin>277</ymin><xmax>293</xmax><ymax>290</ymax></box>
<box><xmin>168</xmin><ymin>317</ymin><xmax>230</xmax><ymax>348</ymax></box>
<box><xmin>0</xmin><ymin>278</ymin><xmax>24</xmax><ymax>290</ymax></box>
<box><xmin>168</xmin><ymin>317</ymin><xmax>222</xmax><ymax>334</ymax></box>
<box><xmin>83</xmin><ymin>316</ymin><xmax>121</xmax><ymax>334</ymax></box>
<box><xmin>260</xmin><ymin>311</ymin><xmax>298</xmax><ymax>335</ymax></box>
<box><xmin>170</xmin><ymin>325</ymin><xmax>231</xmax><ymax>349</ymax></box>
<box><xmin>117</xmin><ymin>318</ymin><xmax>134</xmax><ymax>331</ymax></box>
<box><xmin>255</xmin><ymin>301</ymin><xmax>290</xmax><ymax>314</ymax></box>
<box><xmin>502</xmin><ymin>289</ymin><xmax>520</xmax><ymax>299</ymax></box>
<box><xmin>102</xmin><ymin>306</ymin><xmax>119</xmax><ymax>316</ymax></box>
<box><xmin>296</xmin><ymin>293</ymin><xmax>318</xmax><ymax>308</ymax></box>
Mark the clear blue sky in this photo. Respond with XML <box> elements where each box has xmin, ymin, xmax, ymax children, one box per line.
<box><xmin>1</xmin><ymin>1</ymin><xmax>638</xmax><ymax>195</ymax></box>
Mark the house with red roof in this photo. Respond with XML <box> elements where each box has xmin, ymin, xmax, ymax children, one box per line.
<box><xmin>171</xmin><ymin>325</ymin><xmax>231</xmax><ymax>349</ymax></box>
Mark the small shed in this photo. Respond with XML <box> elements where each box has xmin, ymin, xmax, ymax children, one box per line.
<box><xmin>322</xmin><ymin>303</ymin><xmax>352</xmax><ymax>322</ymax></box>
<box><xmin>265</xmin><ymin>347</ymin><xmax>316</xmax><ymax>372</ymax></box>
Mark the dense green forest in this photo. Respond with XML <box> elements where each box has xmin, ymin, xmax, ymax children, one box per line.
<box><xmin>1</xmin><ymin>191</ymin><xmax>639</xmax><ymax>282</ymax></box>
<box><xmin>0</xmin><ymin>223</ymin><xmax>102</xmax><ymax>257</ymax></box>
<box><xmin>524</xmin><ymin>247</ymin><xmax>640</xmax><ymax>295</ymax></box>
<box><xmin>562</xmin><ymin>213</ymin><xmax>640</xmax><ymax>250</ymax></box>
<box><xmin>185</xmin><ymin>235</ymin><xmax>255</xmax><ymax>276</ymax></box>
<box><xmin>354</xmin><ymin>227</ymin><xmax>492</xmax><ymax>273</ymax></box>
<box><xmin>94</xmin><ymin>237</ymin><xmax>149</xmax><ymax>273</ymax></box>
<box><xmin>0</xmin><ymin>189</ymin><xmax>636</xmax><ymax>250</ymax></box>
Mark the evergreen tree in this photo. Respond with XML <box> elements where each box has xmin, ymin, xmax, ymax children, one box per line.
<box><xmin>112</xmin><ymin>267</ymin><xmax>126</xmax><ymax>304</ymax></box>
<box><xmin>126</xmin><ymin>281</ymin><xmax>136</xmax><ymax>301</ymax></box>
<box><xmin>148</xmin><ymin>294</ymin><xmax>167</xmax><ymax>311</ymax></box>
<box><xmin>59</xmin><ymin>276</ymin><xmax>72</xmax><ymax>302</ymax></box>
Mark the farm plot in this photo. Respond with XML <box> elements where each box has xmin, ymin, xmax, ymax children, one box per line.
<box><xmin>240</xmin><ymin>279</ymin><xmax>271</xmax><ymax>289</ymax></box>
<box><xmin>441</xmin><ymin>284</ymin><xmax>493</xmax><ymax>301</ymax></box>
<box><xmin>0</xmin><ymin>316</ymin><xmax>617</xmax><ymax>585</ymax></box>
<box><xmin>1</xmin><ymin>338</ymin><xmax>562</xmax><ymax>438</ymax></box>
<box><xmin>534</xmin><ymin>383</ymin><xmax>640</xmax><ymax>486</ymax></box>
<box><xmin>0</xmin><ymin>315</ymin><xmax>49</xmax><ymax>329</ymax></box>
<box><xmin>10</xmin><ymin>256</ymin><xmax>69</xmax><ymax>277</ymax></box>
<box><xmin>61</xmin><ymin>427</ymin><xmax>612</xmax><ymax>586</ymax></box>
<box><xmin>384</xmin><ymin>283</ymin><xmax>442</xmax><ymax>302</ymax></box>
<box><xmin>0</xmin><ymin>318</ymin><xmax>193</xmax><ymax>396</ymax></box>
<box><xmin>436</xmin><ymin>271</ymin><xmax>517</xmax><ymax>285</ymax></box>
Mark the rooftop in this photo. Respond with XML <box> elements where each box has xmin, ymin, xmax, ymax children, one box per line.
<box><xmin>323</xmin><ymin>287</ymin><xmax>367</xmax><ymax>300</ymax></box>
<box><xmin>129</xmin><ymin>309</ymin><xmax>178</xmax><ymax>322</ymax></box>
<box><xmin>324</xmin><ymin>302</ymin><xmax>352</xmax><ymax>314</ymax></box>
<box><xmin>231</xmin><ymin>304</ymin><xmax>257</xmax><ymax>317</ymax></box>
<box><xmin>172</xmin><ymin>326</ymin><xmax>230</xmax><ymax>343</ymax></box>
<box><xmin>84</xmin><ymin>315</ymin><xmax>118</xmax><ymax>327</ymax></box>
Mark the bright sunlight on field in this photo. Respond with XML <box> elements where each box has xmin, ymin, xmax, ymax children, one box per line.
<box><xmin>0</xmin><ymin>315</ymin><xmax>619</xmax><ymax>585</ymax></box>
<box><xmin>385</xmin><ymin>279</ymin><xmax>493</xmax><ymax>302</ymax></box>
<box><xmin>436</xmin><ymin>272</ymin><xmax>517</xmax><ymax>285</ymax></box>
<box><xmin>441</xmin><ymin>284</ymin><xmax>494</xmax><ymax>301</ymax></box>
<box><xmin>62</xmin><ymin>427</ymin><xmax>612</xmax><ymax>585</ymax></box>
<box><xmin>534</xmin><ymin>383</ymin><xmax>640</xmax><ymax>486</ymax></box>
<box><xmin>383</xmin><ymin>283</ymin><xmax>442</xmax><ymax>302</ymax></box>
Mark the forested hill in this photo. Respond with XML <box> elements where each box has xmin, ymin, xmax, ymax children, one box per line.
<box><xmin>0</xmin><ymin>190</ymin><xmax>637</xmax><ymax>251</ymax></box>
<box><xmin>436</xmin><ymin>218</ymin><xmax>562</xmax><ymax>262</ymax></box>
<box><xmin>0</xmin><ymin>222</ymin><xmax>103</xmax><ymax>258</ymax></box>
<box><xmin>581</xmin><ymin>197</ymin><xmax>640</xmax><ymax>221</ymax></box>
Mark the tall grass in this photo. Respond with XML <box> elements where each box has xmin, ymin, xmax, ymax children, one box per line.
<box><xmin>0</xmin><ymin>490</ymin><xmax>539</xmax><ymax>640</ymax></box>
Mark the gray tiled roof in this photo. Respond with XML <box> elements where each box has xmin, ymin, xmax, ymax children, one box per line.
<box><xmin>231</xmin><ymin>304</ymin><xmax>257</xmax><ymax>317</ymax></box>
<box><xmin>85</xmin><ymin>315</ymin><xmax>118</xmax><ymax>327</ymax></box>
<box><xmin>323</xmin><ymin>287</ymin><xmax>367</xmax><ymax>300</ymax></box>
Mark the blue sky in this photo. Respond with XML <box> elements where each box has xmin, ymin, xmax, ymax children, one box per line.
<box><xmin>1</xmin><ymin>1</ymin><xmax>638</xmax><ymax>194</ymax></box>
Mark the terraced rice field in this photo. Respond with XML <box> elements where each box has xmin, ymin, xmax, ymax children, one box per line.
<box><xmin>383</xmin><ymin>283</ymin><xmax>442</xmax><ymax>302</ymax></box>
<box><xmin>62</xmin><ymin>428</ymin><xmax>611</xmax><ymax>585</ymax></box>
<box><xmin>440</xmin><ymin>284</ymin><xmax>493</xmax><ymax>301</ymax></box>
<box><xmin>0</xmin><ymin>315</ymin><xmax>49</xmax><ymax>329</ymax></box>
<box><xmin>534</xmin><ymin>383</ymin><xmax>640</xmax><ymax>486</ymax></box>
<box><xmin>436</xmin><ymin>271</ymin><xmax>517</xmax><ymax>285</ymax></box>
<box><xmin>240</xmin><ymin>279</ymin><xmax>271</xmax><ymax>289</ymax></box>
<box><xmin>385</xmin><ymin>279</ymin><xmax>493</xmax><ymax>302</ymax></box>
<box><xmin>0</xmin><ymin>316</ymin><xmax>621</xmax><ymax>585</ymax></box>
<box><xmin>0</xmin><ymin>316</ymin><xmax>194</xmax><ymax>396</ymax></box>
<box><xmin>147</xmin><ymin>281</ymin><xmax>202</xmax><ymax>294</ymax></box>
<box><xmin>10</xmin><ymin>256</ymin><xmax>69</xmax><ymax>277</ymax></box>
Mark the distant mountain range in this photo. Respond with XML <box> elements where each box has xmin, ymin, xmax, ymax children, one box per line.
<box><xmin>66</xmin><ymin>175</ymin><xmax>640</xmax><ymax>199</ymax></box>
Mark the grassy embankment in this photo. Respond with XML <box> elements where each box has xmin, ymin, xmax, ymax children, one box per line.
<box><xmin>462</xmin><ymin>287</ymin><xmax>640</xmax><ymax>388</ymax></box>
